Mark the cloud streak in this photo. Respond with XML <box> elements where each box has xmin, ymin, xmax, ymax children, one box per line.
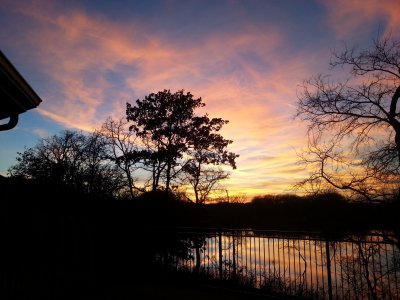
<box><xmin>320</xmin><ymin>0</ymin><xmax>400</xmax><ymax>38</ymax></box>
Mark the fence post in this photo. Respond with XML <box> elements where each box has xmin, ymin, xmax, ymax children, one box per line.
<box><xmin>326</xmin><ymin>238</ymin><xmax>333</xmax><ymax>300</ymax></box>
<box><xmin>219</xmin><ymin>228</ymin><xmax>223</xmax><ymax>280</ymax></box>
<box><xmin>232</xmin><ymin>235</ymin><xmax>237</xmax><ymax>277</ymax></box>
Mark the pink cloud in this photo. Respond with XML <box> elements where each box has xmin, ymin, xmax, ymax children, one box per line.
<box><xmin>320</xmin><ymin>0</ymin><xmax>400</xmax><ymax>38</ymax></box>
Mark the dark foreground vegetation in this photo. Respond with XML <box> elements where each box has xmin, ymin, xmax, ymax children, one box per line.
<box><xmin>0</xmin><ymin>176</ymin><xmax>274</xmax><ymax>299</ymax></box>
<box><xmin>1</xmin><ymin>176</ymin><xmax>399</xmax><ymax>298</ymax></box>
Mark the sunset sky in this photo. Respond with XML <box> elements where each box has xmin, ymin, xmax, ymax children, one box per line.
<box><xmin>1</xmin><ymin>0</ymin><xmax>399</xmax><ymax>198</ymax></box>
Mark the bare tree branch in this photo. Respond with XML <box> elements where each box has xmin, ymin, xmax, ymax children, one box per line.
<box><xmin>296</xmin><ymin>35</ymin><xmax>400</xmax><ymax>201</ymax></box>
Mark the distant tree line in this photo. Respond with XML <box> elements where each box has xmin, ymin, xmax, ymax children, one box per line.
<box><xmin>9</xmin><ymin>90</ymin><xmax>238</xmax><ymax>203</ymax></box>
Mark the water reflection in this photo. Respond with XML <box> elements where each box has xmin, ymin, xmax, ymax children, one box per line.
<box><xmin>155</xmin><ymin>230</ymin><xmax>400</xmax><ymax>299</ymax></box>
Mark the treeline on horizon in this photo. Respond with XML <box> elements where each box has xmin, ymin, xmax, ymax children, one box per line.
<box><xmin>2</xmin><ymin>175</ymin><xmax>399</xmax><ymax>232</ymax></box>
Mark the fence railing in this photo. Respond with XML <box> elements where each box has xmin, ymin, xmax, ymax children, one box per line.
<box><xmin>154</xmin><ymin>229</ymin><xmax>400</xmax><ymax>299</ymax></box>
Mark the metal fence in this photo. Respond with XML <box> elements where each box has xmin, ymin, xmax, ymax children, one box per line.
<box><xmin>154</xmin><ymin>229</ymin><xmax>400</xmax><ymax>299</ymax></box>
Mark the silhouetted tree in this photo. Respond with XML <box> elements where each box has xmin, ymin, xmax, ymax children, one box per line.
<box><xmin>126</xmin><ymin>89</ymin><xmax>238</xmax><ymax>193</ymax></box>
<box><xmin>100</xmin><ymin>117</ymin><xmax>144</xmax><ymax>199</ymax></box>
<box><xmin>9</xmin><ymin>130</ymin><xmax>83</xmax><ymax>184</ymax></box>
<box><xmin>8</xmin><ymin>130</ymin><xmax>123</xmax><ymax>197</ymax></box>
<box><xmin>296</xmin><ymin>35</ymin><xmax>400</xmax><ymax>201</ymax></box>
<box><xmin>184</xmin><ymin>115</ymin><xmax>237</xmax><ymax>204</ymax></box>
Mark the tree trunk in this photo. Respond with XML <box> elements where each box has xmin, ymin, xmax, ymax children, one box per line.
<box><xmin>390</xmin><ymin>86</ymin><xmax>400</xmax><ymax>165</ymax></box>
<box><xmin>395</xmin><ymin>129</ymin><xmax>400</xmax><ymax>166</ymax></box>
<box><xmin>165</xmin><ymin>159</ymin><xmax>172</xmax><ymax>191</ymax></box>
<box><xmin>194</xmin><ymin>176</ymin><xmax>200</xmax><ymax>204</ymax></box>
<box><xmin>194</xmin><ymin>161</ymin><xmax>201</xmax><ymax>204</ymax></box>
<box><xmin>152</xmin><ymin>163</ymin><xmax>157</xmax><ymax>191</ymax></box>
<box><xmin>126</xmin><ymin>169</ymin><xmax>135</xmax><ymax>200</ymax></box>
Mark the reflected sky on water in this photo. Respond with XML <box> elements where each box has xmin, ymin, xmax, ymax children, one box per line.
<box><xmin>156</xmin><ymin>230</ymin><xmax>400</xmax><ymax>299</ymax></box>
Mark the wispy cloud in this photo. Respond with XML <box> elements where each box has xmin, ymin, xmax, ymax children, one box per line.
<box><xmin>320</xmin><ymin>0</ymin><xmax>400</xmax><ymax>38</ymax></box>
<box><xmin>32</xmin><ymin>128</ymin><xmax>49</xmax><ymax>138</ymax></box>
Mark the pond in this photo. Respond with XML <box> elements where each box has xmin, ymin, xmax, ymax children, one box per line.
<box><xmin>154</xmin><ymin>229</ymin><xmax>400</xmax><ymax>299</ymax></box>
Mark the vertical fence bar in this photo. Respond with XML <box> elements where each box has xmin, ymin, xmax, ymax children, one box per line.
<box><xmin>240</xmin><ymin>231</ymin><xmax>243</xmax><ymax>278</ymax></box>
<box><xmin>288</xmin><ymin>238</ymin><xmax>292</xmax><ymax>295</ymax></box>
<box><xmin>258</xmin><ymin>234</ymin><xmax>261</xmax><ymax>286</ymax></box>
<box><xmin>384</xmin><ymin>242</ymin><xmax>391</xmax><ymax>297</ymax></box>
<box><xmin>360</xmin><ymin>241</ymin><xmax>365</xmax><ymax>299</ymax></box>
<box><xmin>277</xmin><ymin>237</ymin><xmax>281</xmax><ymax>283</ymax></box>
<box><xmin>249</xmin><ymin>234</ymin><xmax>253</xmax><ymax>282</ymax></box>
<box><xmin>250</xmin><ymin>233</ymin><xmax>254</xmax><ymax>284</ymax></box>
<box><xmin>219</xmin><ymin>229</ymin><xmax>223</xmax><ymax>281</ymax></box>
<box><xmin>297</xmin><ymin>240</ymin><xmax>304</xmax><ymax>292</ymax></box>
<box><xmin>392</xmin><ymin>244</ymin><xmax>399</xmax><ymax>299</ymax></box>
<box><xmin>326</xmin><ymin>238</ymin><xmax>333</xmax><ymax>300</ymax></box>
<box><xmin>244</xmin><ymin>233</ymin><xmax>249</xmax><ymax>277</ymax></box>
<box><xmin>332</xmin><ymin>243</ymin><xmax>337</xmax><ymax>299</ymax></box>
<box><xmin>232</xmin><ymin>234</ymin><xmax>236</xmax><ymax>278</ymax></box>
<box><xmin>345</xmin><ymin>241</ymin><xmax>350</xmax><ymax>298</ymax></box>
<box><xmin>263</xmin><ymin>236</ymin><xmax>266</xmax><ymax>284</ymax></box>
<box><xmin>315</xmin><ymin>239</ymin><xmax>319</xmax><ymax>294</ymax></box>
<box><xmin>228</xmin><ymin>233</ymin><xmax>231</xmax><ymax>276</ymax></box>
<box><xmin>253</xmin><ymin>233</ymin><xmax>255</xmax><ymax>283</ymax></box>
<box><xmin>333</xmin><ymin>243</ymin><xmax>338</xmax><ymax>299</ymax></box>
<box><xmin>293</xmin><ymin>238</ymin><xmax>297</xmax><ymax>294</ymax></box>
<box><xmin>254</xmin><ymin>236</ymin><xmax>261</xmax><ymax>287</ymax></box>
<box><xmin>302</xmin><ymin>238</ymin><xmax>307</xmax><ymax>295</ymax></box>
<box><xmin>321</xmin><ymin>241</ymin><xmax>326</xmax><ymax>297</ymax></box>
<box><xmin>226</xmin><ymin>235</ymin><xmax>230</xmax><ymax>275</ymax></box>
<box><xmin>214</xmin><ymin>234</ymin><xmax>218</xmax><ymax>278</ymax></box>
<box><xmin>208</xmin><ymin>234</ymin><xmax>211</xmax><ymax>277</ymax></box>
<box><xmin>203</xmin><ymin>236</ymin><xmax>206</xmax><ymax>273</ymax></box>
<box><xmin>238</xmin><ymin>233</ymin><xmax>240</xmax><ymax>277</ymax></box>
<box><xmin>268</xmin><ymin>236</ymin><xmax>271</xmax><ymax>278</ymax></box>
<box><xmin>252</xmin><ymin>233</ymin><xmax>254</xmax><ymax>281</ymax></box>
<box><xmin>377</xmin><ymin>241</ymin><xmax>384</xmax><ymax>297</ymax></box>
<box><xmin>283</xmin><ymin>237</ymin><xmax>286</xmax><ymax>289</ymax></box>
<box><xmin>272</xmin><ymin>237</ymin><xmax>276</xmax><ymax>282</ymax></box>
<box><xmin>339</xmin><ymin>242</ymin><xmax>344</xmax><ymax>299</ymax></box>
<box><xmin>370</xmin><ymin>238</ymin><xmax>377</xmax><ymax>297</ymax></box>
<box><xmin>351</xmin><ymin>241</ymin><xmax>356</xmax><ymax>298</ymax></box>
<box><xmin>308</xmin><ymin>239</ymin><xmax>313</xmax><ymax>293</ymax></box>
